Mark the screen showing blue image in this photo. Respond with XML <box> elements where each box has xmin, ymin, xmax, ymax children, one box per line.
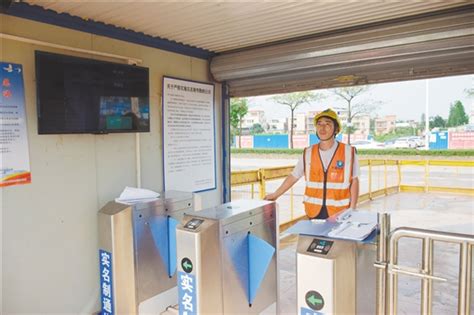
<box><xmin>35</xmin><ymin>51</ymin><xmax>150</xmax><ymax>134</ymax></box>
<box><xmin>99</xmin><ymin>96</ymin><xmax>149</xmax><ymax>130</ymax></box>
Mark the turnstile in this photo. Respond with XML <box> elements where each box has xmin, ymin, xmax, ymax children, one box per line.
<box><xmin>296</xmin><ymin>235</ymin><xmax>376</xmax><ymax>314</ymax></box>
<box><xmin>176</xmin><ymin>199</ymin><xmax>279</xmax><ymax>315</ymax></box>
<box><xmin>98</xmin><ymin>190</ymin><xmax>194</xmax><ymax>315</ymax></box>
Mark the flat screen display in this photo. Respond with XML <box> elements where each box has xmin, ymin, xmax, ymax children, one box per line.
<box><xmin>35</xmin><ymin>51</ymin><xmax>150</xmax><ymax>134</ymax></box>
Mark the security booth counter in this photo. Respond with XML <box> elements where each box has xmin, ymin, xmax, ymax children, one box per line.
<box><xmin>288</xmin><ymin>210</ymin><xmax>378</xmax><ymax>315</ymax></box>
<box><xmin>98</xmin><ymin>190</ymin><xmax>194</xmax><ymax>315</ymax></box>
<box><xmin>176</xmin><ymin>199</ymin><xmax>278</xmax><ymax>315</ymax></box>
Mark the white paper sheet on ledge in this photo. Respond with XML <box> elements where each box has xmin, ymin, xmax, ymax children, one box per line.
<box><xmin>327</xmin><ymin>221</ymin><xmax>377</xmax><ymax>241</ymax></box>
<box><xmin>115</xmin><ymin>186</ymin><xmax>160</xmax><ymax>204</ymax></box>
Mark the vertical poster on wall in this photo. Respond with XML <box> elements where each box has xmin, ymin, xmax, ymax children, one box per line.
<box><xmin>162</xmin><ymin>77</ymin><xmax>216</xmax><ymax>192</ymax></box>
<box><xmin>0</xmin><ymin>62</ymin><xmax>31</xmax><ymax>187</ymax></box>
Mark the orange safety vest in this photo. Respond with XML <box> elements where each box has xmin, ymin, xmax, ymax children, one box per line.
<box><xmin>303</xmin><ymin>142</ymin><xmax>355</xmax><ymax>219</ymax></box>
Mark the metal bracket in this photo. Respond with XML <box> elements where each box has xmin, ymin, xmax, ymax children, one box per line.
<box><xmin>388</xmin><ymin>264</ymin><xmax>447</xmax><ymax>282</ymax></box>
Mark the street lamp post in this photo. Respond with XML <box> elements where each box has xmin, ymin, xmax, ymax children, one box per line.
<box><xmin>425</xmin><ymin>80</ymin><xmax>430</xmax><ymax>150</ymax></box>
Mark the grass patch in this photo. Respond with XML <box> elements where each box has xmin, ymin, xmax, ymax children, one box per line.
<box><xmin>231</xmin><ymin>148</ymin><xmax>474</xmax><ymax>156</ymax></box>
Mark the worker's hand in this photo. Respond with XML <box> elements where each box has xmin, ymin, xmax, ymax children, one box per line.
<box><xmin>264</xmin><ymin>193</ymin><xmax>278</xmax><ymax>201</ymax></box>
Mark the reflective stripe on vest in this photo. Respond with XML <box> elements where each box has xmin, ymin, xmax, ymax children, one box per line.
<box><xmin>303</xmin><ymin>142</ymin><xmax>354</xmax><ymax>218</ymax></box>
<box><xmin>303</xmin><ymin>196</ymin><xmax>351</xmax><ymax>207</ymax></box>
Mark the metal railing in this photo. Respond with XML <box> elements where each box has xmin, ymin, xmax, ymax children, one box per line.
<box><xmin>377</xmin><ymin>226</ymin><xmax>474</xmax><ymax>315</ymax></box>
<box><xmin>231</xmin><ymin>159</ymin><xmax>474</xmax><ymax>228</ymax></box>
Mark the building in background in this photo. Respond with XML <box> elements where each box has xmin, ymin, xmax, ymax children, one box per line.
<box><xmin>306</xmin><ymin>110</ymin><xmax>319</xmax><ymax>132</ymax></box>
<box><xmin>242</xmin><ymin>107</ymin><xmax>267</xmax><ymax>134</ymax></box>
<box><xmin>268</xmin><ymin>118</ymin><xmax>287</xmax><ymax>133</ymax></box>
<box><xmin>352</xmin><ymin>115</ymin><xmax>371</xmax><ymax>138</ymax></box>
<box><xmin>395</xmin><ymin>120</ymin><xmax>418</xmax><ymax>129</ymax></box>
<box><xmin>287</xmin><ymin>113</ymin><xmax>307</xmax><ymax>135</ymax></box>
<box><xmin>375</xmin><ymin>115</ymin><xmax>397</xmax><ymax>135</ymax></box>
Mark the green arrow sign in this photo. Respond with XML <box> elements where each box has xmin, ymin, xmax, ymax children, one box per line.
<box><xmin>307</xmin><ymin>295</ymin><xmax>322</xmax><ymax>306</ymax></box>
<box><xmin>181</xmin><ymin>258</ymin><xmax>193</xmax><ymax>273</ymax></box>
<box><xmin>305</xmin><ymin>290</ymin><xmax>324</xmax><ymax>311</ymax></box>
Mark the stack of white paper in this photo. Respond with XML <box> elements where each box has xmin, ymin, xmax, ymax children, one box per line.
<box><xmin>335</xmin><ymin>208</ymin><xmax>376</xmax><ymax>224</ymax></box>
<box><xmin>115</xmin><ymin>186</ymin><xmax>160</xmax><ymax>204</ymax></box>
<box><xmin>327</xmin><ymin>221</ymin><xmax>377</xmax><ymax>241</ymax></box>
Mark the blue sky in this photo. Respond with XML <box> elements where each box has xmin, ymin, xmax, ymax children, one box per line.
<box><xmin>247</xmin><ymin>74</ymin><xmax>473</xmax><ymax>121</ymax></box>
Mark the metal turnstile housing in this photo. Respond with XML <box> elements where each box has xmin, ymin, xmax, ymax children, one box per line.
<box><xmin>176</xmin><ymin>199</ymin><xmax>279</xmax><ymax>314</ymax></box>
<box><xmin>98</xmin><ymin>190</ymin><xmax>194</xmax><ymax>314</ymax></box>
<box><xmin>296</xmin><ymin>235</ymin><xmax>376</xmax><ymax>314</ymax></box>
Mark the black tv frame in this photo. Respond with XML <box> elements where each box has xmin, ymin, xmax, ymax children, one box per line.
<box><xmin>35</xmin><ymin>50</ymin><xmax>150</xmax><ymax>135</ymax></box>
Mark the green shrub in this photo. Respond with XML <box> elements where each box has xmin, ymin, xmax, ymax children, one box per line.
<box><xmin>231</xmin><ymin>148</ymin><xmax>303</xmax><ymax>155</ymax></box>
<box><xmin>231</xmin><ymin>148</ymin><xmax>474</xmax><ymax>156</ymax></box>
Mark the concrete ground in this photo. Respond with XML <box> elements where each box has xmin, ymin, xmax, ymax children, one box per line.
<box><xmin>278</xmin><ymin>192</ymin><xmax>474</xmax><ymax>315</ymax></box>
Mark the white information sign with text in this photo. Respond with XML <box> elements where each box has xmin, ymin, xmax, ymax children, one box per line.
<box><xmin>163</xmin><ymin>77</ymin><xmax>216</xmax><ymax>192</ymax></box>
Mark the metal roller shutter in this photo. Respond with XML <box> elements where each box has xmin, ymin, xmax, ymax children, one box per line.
<box><xmin>210</xmin><ymin>6</ymin><xmax>474</xmax><ymax>97</ymax></box>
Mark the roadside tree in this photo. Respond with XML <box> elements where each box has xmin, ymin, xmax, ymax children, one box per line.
<box><xmin>447</xmin><ymin>100</ymin><xmax>468</xmax><ymax>127</ymax></box>
<box><xmin>429</xmin><ymin>115</ymin><xmax>446</xmax><ymax>129</ymax></box>
<box><xmin>271</xmin><ymin>91</ymin><xmax>322</xmax><ymax>148</ymax></box>
<box><xmin>250</xmin><ymin>123</ymin><xmax>265</xmax><ymax>135</ymax></box>
<box><xmin>230</xmin><ymin>98</ymin><xmax>248</xmax><ymax>148</ymax></box>
<box><xmin>331</xmin><ymin>85</ymin><xmax>379</xmax><ymax>144</ymax></box>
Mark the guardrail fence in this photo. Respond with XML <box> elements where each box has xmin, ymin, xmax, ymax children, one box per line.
<box><xmin>231</xmin><ymin>159</ymin><xmax>474</xmax><ymax>227</ymax></box>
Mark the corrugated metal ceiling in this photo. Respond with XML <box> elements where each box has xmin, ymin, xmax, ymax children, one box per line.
<box><xmin>23</xmin><ymin>1</ymin><xmax>470</xmax><ymax>53</ymax></box>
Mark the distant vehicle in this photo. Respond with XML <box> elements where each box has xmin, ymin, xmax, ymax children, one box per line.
<box><xmin>351</xmin><ymin>140</ymin><xmax>385</xmax><ymax>149</ymax></box>
<box><xmin>387</xmin><ymin>137</ymin><xmax>417</xmax><ymax>149</ymax></box>
<box><xmin>384</xmin><ymin>140</ymin><xmax>395</xmax><ymax>147</ymax></box>
<box><xmin>408</xmin><ymin>136</ymin><xmax>424</xmax><ymax>147</ymax></box>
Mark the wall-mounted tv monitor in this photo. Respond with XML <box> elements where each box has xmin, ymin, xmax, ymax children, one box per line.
<box><xmin>35</xmin><ymin>51</ymin><xmax>150</xmax><ymax>134</ymax></box>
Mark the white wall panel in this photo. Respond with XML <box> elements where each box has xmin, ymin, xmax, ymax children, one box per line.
<box><xmin>1</xmin><ymin>15</ymin><xmax>222</xmax><ymax>314</ymax></box>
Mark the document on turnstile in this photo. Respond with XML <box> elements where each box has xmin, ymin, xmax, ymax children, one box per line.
<box><xmin>327</xmin><ymin>221</ymin><xmax>376</xmax><ymax>241</ymax></box>
<box><xmin>287</xmin><ymin>209</ymin><xmax>377</xmax><ymax>242</ymax></box>
<box><xmin>114</xmin><ymin>186</ymin><xmax>160</xmax><ymax>204</ymax></box>
<box><xmin>327</xmin><ymin>209</ymin><xmax>378</xmax><ymax>241</ymax></box>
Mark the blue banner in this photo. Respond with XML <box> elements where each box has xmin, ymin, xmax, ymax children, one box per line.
<box><xmin>178</xmin><ymin>271</ymin><xmax>197</xmax><ymax>315</ymax></box>
<box><xmin>99</xmin><ymin>249</ymin><xmax>114</xmax><ymax>315</ymax></box>
<box><xmin>0</xmin><ymin>62</ymin><xmax>31</xmax><ymax>187</ymax></box>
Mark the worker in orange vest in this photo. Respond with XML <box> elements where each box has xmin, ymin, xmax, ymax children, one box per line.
<box><xmin>264</xmin><ymin>108</ymin><xmax>360</xmax><ymax>219</ymax></box>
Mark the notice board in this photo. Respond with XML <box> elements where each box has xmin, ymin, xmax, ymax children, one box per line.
<box><xmin>162</xmin><ymin>77</ymin><xmax>216</xmax><ymax>192</ymax></box>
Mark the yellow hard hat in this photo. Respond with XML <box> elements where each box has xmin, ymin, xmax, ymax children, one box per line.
<box><xmin>313</xmin><ymin>108</ymin><xmax>342</xmax><ymax>134</ymax></box>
